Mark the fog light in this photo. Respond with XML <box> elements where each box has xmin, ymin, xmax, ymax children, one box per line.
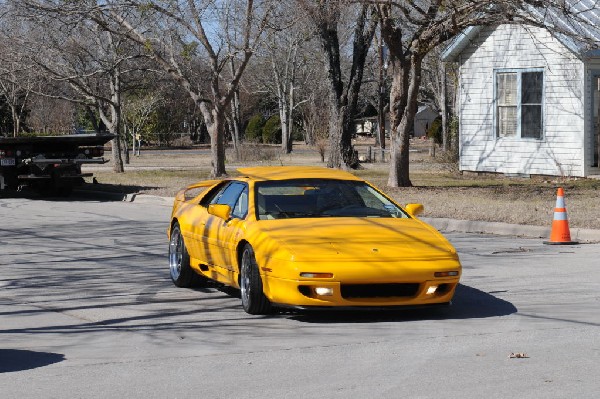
<box><xmin>426</xmin><ymin>286</ymin><xmax>438</xmax><ymax>295</ymax></box>
<box><xmin>314</xmin><ymin>287</ymin><xmax>333</xmax><ymax>296</ymax></box>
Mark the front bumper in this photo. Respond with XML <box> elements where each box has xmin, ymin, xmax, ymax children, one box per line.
<box><xmin>262</xmin><ymin>275</ymin><xmax>460</xmax><ymax>308</ymax></box>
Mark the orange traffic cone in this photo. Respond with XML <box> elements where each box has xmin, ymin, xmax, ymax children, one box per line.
<box><xmin>544</xmin><ymin>188</ymin><xmax>578</xmax><ymax>245</ymax></box>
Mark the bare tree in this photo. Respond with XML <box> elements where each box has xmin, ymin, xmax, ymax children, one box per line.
<box><xmin>260</xmin><ymin>3</ymin><xmax>315</xmax><ymax>154</ymax></box>
<box><xmin>102</xmin><ymin>0</ymin><xmax>273</xmax><ymax>177</ymax></box>
<box><xmin>421</xmin><ymin>48</ymin><xmax>448</xmax><ymax>151</ymax></box>
<box><xmin>357</xmin><ymin>30</ymin><xmax>389</xmax><ymax>152</ymax></box>
<box><xmin>0</xmin><ymin>65</ymin><xmax>32</xmax><ymax>137</ymax></box>
<box><xmin>14</xmin><ymin>1</ymin><xmax>153</xmax><ymax>172</ymax></box>
<box><xmin>27</xmin><ymin>95</ymin><xmax>74</xmax><ymax>135</ymax></box>
<box><xmin>296</xmin><ymin>57</ymin><xmax>330</xmax><ymax>150</ymax></box>
<box><xmin>0</xmin><ymin>23</ymin><xmax>35</xmax><ymax>137</ymax></box>
<box><xmin>123</xmin><ymin>93</ymin><xmax>163</xmax><ymax>157</ymax></box>
<box><xmin>301</xmin><ymin>1</ymin><xmax>378</xmax><ymax>169</ymax></box>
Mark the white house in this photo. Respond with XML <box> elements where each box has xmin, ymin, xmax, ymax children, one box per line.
<box><xmin>442</xmin><ymin>17</ymin><xmax>600</xmax><ymax>177</ymax></box>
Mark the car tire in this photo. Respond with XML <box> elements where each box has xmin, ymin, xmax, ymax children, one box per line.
<box><xmin>169</xmin><ymin>222</ymin><xmax>206</xmax><ymax>288</ymax></box>
<box><xmin>240</xmin><ymin>244</ymin><xmax>271</xmax><ymax>315</ymax></box>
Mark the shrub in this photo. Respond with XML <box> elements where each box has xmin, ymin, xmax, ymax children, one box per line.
<box><xmin>245</xmin><ymin>114</ymin><xmax>265</xmax><ymax>142</ymax></box>
<box><xmin>426</xmin><ymin>116</ymin><xmax>443</xmax><ymax>144</ymax></box>
<box><xmin>262</xmin><ymin>115</ymin><xmax>282</xmax><ymax>144</ymax></box>
<box><xmin>233</xmin><ymin>140</ymin><xmax>279</xmax><ymax>162</ymax></box>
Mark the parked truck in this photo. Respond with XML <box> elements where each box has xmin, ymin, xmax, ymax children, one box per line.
<box><xmin>0</xmin><ymin>133</ymin><xmax>114</xmax><ymax>196</ymax></box>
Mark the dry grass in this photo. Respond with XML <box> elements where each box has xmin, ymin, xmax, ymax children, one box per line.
<box><xmin>83</xmin><ymin>139</ymin><xmax>600</xmax><ymax>229</ymax></box>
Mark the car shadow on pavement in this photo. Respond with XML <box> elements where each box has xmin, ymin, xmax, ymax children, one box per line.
<box><xmin>0</xmin><ymin>183</ymin><xmax>158</xmax><ymax>202</ymax></box>
<box><xmin>73</xmin><ymin>182</ymin><xmax>158</xmax><ymax>200</ymax></box>
<box><xmin>0</xmin><ymin>349</ymin><xmax>65</xmax><ymax>373</ymax></box>
<box><xmin>288</xmin><ymin>284</ymin><xmax>517</xmax><ymax>323</ymax></box>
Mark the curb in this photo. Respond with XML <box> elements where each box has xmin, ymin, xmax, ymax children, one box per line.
<box><xmin>139</xmin><ymin>194</ymin><xmax>175</xmax><ymax>204</ymax></box>
<box><xmin>73</xmin><ymin>190</ymin><xmax>174</xmax><ymax>205</ymax></box>
<box><xmin>123</xmin><ymin>193</ymin><xmax>174</xmax><ymax>204</ymax></box>
<box><xmin>421</xmin><ymin>217</ymin><xmax>600</xmax><ymax>243</ymax></box>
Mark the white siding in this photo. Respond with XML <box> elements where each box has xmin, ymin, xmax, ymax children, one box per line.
<box><xmin>457</xmin><ymin>25</ymin><xmax>586</xmax><ymax>177</ymax></box>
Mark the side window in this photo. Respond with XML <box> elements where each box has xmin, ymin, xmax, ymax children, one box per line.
<box><xmin>199</xmin><ymin>181</ymin><xmax>229</xmax><ymax>207</ymax></box>
<box><xmin>231</xmin><ymin>186</ymin><xmax>249</xmax><ymax>219</ymax></box>
<box><xmin>206</xmin><ymin>182</ymin><xmax>248</xmax><ymax>219</ymax></box>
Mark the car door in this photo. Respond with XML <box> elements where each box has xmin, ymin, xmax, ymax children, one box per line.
<box><xmin>183</xmin><ymin>182</ymin><xmax>229</xmax><ymax>266</ymax></box>
<box><xmin>205</xmin><ymin>182</ymin><xmax>248</xmax><ymax>273</ymax></box>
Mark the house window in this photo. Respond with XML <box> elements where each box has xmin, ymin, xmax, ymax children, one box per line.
<box><xmin>496</xmin><ymin>70</ymin><xmax>543</xmax><ymax>139</ymax></box>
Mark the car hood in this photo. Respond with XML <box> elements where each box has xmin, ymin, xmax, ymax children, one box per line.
<box><xmin>256</xmin><ymin>217</ymin><xmax>457</xmax><ymax>261</ymax></box>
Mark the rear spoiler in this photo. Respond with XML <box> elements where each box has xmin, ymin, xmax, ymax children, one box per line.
<box><xmin>174</xmin><ymin>180</ymin><xmax>222</xmax><ymax>202</ymax></box>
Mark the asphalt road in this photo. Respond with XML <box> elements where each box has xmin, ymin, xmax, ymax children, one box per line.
<box><xmin>0</xmin><ymin>196</ymin><xmax>598</xmax><ymax>398</ymax></box>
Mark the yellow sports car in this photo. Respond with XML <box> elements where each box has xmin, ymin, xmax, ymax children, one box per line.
<box><xmin>168</xmin><ymin>166</ymin><xmax>461</xmax><ymax>314</ymax></box>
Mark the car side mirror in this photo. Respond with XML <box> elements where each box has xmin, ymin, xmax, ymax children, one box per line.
<box><xmin>208</xmin><ymin>204</ymin><xmax>232</xmax><ymax>221</ymax></box>
<box><xmin>405</xmin><ymin>203</ymin><xmax>424</xmax><ymax>216</ymax></box>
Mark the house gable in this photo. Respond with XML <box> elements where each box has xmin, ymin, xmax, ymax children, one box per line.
<box><xmin>449</xmin><ymin>24</ymin><xmax>588</xmax><ymax>177</ymax></box>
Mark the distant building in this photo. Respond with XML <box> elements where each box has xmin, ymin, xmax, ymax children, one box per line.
<box><xmin>413</xmin><ymin>106</ymin><xmax>439</xmax><ymax>138</ymax></box>
<box><xmin>355</xmin><ymin>119</ymin><xmax>375</xmax><ymax>136</ymax></box>
<box><xmin>354</xmin><ymin>105</ymin><xmax>438</xmax><ymax>138</ymax></box>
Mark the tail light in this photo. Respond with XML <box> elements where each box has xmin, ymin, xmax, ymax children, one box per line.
<box><xmin>0</xmin><ymin>149</ymin><xmax>14</xmax><ymax>158</ymax></box>
<box><xmin>80</xmin><ymin>147</ymin><xmax>105</xmax><ymax>157</ymax></box>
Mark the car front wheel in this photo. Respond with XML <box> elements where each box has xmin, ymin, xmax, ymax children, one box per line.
<box><xmin>240</xmin><ymin>244</ymin><xmax>271</xmax><ymax>315</ymax></box>
<box><xmin>169</xmin><ymin>222</ymin><xmax>205</xmax><ymax>287</ymax></box>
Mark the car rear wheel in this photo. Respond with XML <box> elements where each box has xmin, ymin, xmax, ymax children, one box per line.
<box><xmin>240</xmin><ymin>244</ymin><xmax>271</xmax><ymax>315</ymax></box>
<box><xmin>169</xmin><ymin>222</ymin><xmax>206</xmax><ymax>287</ymax></box>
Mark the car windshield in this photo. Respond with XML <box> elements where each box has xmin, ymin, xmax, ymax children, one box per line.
<box><xmin>255</xmin><ymin>179</ymin><xmax>409</xmax><ymax>220</ymax></box>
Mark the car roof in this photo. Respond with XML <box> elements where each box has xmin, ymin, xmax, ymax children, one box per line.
<box><xmin>236</xmin><ymin>166</ymin><xmax>362</xmax><ymax>181</ymax></box>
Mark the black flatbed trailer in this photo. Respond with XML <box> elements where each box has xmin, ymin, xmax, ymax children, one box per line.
<box><xmin>0</xmin><ymin>133</ymin><xmax>114</xmax><ymax>196</ymax></box>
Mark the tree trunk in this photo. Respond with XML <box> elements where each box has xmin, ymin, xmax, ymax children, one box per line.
<box><xmin>11</xmin><ymin>106</ymin><xmax>19</xmax><ymax>137</ymax></box>
<box><xmin>326</xmin><ymin>104</ymin><xmax>343</xmax><ymax>168</ymax></box>
<box><xmin>110</xmin><ymin>122</ymin><xmax>125</xmax><ymax>173</ymax></box>
<box><xmin>101</xmin><ymin>106</ymin><xmax>124</xmax><ymax>173</ymax></box>
<box><xmin>122</xmin><ymin>133</ymin><xmax>130</xmax><ymax>164</ymax></box>
<box><xmin>316</xmin><ymin>12</ymin><xmax>345</xmax><ymax>169</ymax></box>
<box><xmin>286</xmin><ymin>103</ymin><xmax>294</xmax><ymax>154</ymax></box>
<box><xmin>388</xmin><ymin>115</ymin><xmax>412</xmax><ymax>187</ymax></box>
<box><xmin>377</xmin><ymin>33</ymin><xmax>386</xmax><ymax>153</ymax></box>
<box><xmin>110</xmin><ymin>72</ymin><xmax>124</xmax><ymax>173</ymax></box>
<box><xmin>111</xmin><ymin>135</ymin><xmax>124</xmax><ymax>173</ymax></box>
<box><xmin>387</xmin><ymin>55</ymin><xmax>422</xmax><ymax>187</ymax></box>
<box><xmin>131</xmin><ymin>127</ymin><xmax>137</xmax><ymax>157</ymax></box>
<box><xmin>319</xmin><ymin>5</ymin><xmax>375</xmax><ymax>169</ymax></box>
<box><xmin>205</xmin><ymin>107</ymin><xmax>227</xmax><ymax>178</ymax></box>
<box><xmin>229</xmin><ymin>88</ymin><xmax>242</xmax><ymax>161</ymax></box>
<box><xmin>280</xmin><ymin>106</ymin><xmax>291</xmax><ymax>153</ymax></box>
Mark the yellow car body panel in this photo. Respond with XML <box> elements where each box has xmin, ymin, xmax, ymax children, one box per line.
<box><xmin>168</xmin><ymin>166</ymin><xmax>461</xmax><ymax>310</ymax></box>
